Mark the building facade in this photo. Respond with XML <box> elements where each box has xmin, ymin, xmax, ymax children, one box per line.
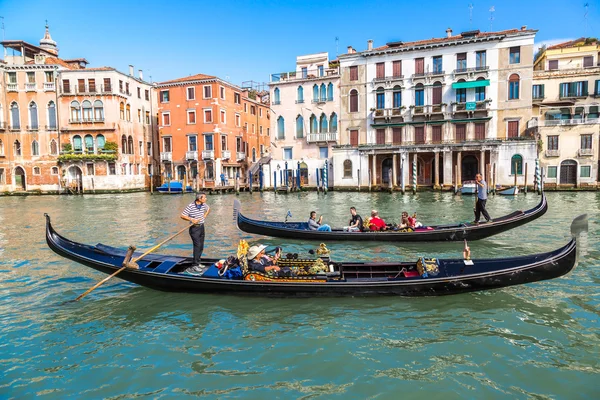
<box><xmin>533</xmin><ymin>38</ymin><xmax>600</xmax><ymax>187</ymax></box>
<box><xmin>333</xmin><ymin>27</ymin><xmax>538</xmax><ymax>190</ymax></box>
<box><xmin>269</xmin><ymin>53</ymin><xmax>340</xmax><ymax>188</ymax></box>
<box><xmin>155</xmin><ymin>75</ymin><xmax>270</xmax><ymax>188</ymax></box>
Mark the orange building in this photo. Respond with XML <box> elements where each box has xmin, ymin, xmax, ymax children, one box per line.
<box><xmin>155</xmin><ymin>75</ymin><xmax>270</xmax><ymax>187</ymax></box>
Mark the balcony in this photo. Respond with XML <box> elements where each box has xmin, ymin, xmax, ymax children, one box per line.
<box><xmin>45</xmin><ymin>125</ymin><xmax>58</xmax><ymax>131</ymax></box>
<box><xmin>222</xmin><ymin>150</ymin><xmax>231</xmax><ymax>159</ymax></box>
<box><xmin>429</xmin><ymin>70</ymin><xmax>445</xmax><ymax>78</ymax></box>
<box><xmin>559</xmin><ymin>92</ymin><xmax>588</xmax><ymax>100</ymax></box>
<box><xmin>69</xmin><ymin>118</ymin><xmax>106</xmax><ymax>124</ymax></box>
<box><xmin>270</xmin><ymin>66</ymin><xmax>340</xmax><ymax>83</ymax></box>
<box><xmin>295</xmin><ymin>99</ymin><xmax>304</xmax><ymax>104</ymax></box>
<box><xmin>26</xmin><ymin>125</ymin><xmax>39</xmax><ymax>131</ymax></box>
<box><xmin>160</xmin><ymin>152</ymin><xmax>172</xmax><ymax>162</ymax></box>
<box><xmin>236</xmin><ymin>152</ymin><xmax>246</xmax><ymax>160</ymax></box>
<box><xmin>542</xmin><ymin>117</ymin><xmax>599</xmax><ymax>127</ymax></box>
<box><xmin>545</xmin><ymin>149</ymin><xmax>560</xmax><ymax>157</ymax></box>
<box><xmin>186</xmin><ymin>151</ymin><xmax>198</xmax><ymax>160</ymax></box>
<box><xmin>202</xmin><ymin>150</ymin><xmax>215</xmax><ymax>159</ymax></box>
<box><xmin>374</xmin><ymin>108</ymin><xmax>405</xmax><ymax>119</ymax></box>
<box><xmin>454</xmin><ymin>66</ymin><xmax>489</xmax><ymax>78</ymax></box>
<box><xmin>43</xmin><ymin>82</ymin><xmax>56</xmax><ymax>91</ymax></box>
<box><xmin>411</xmin><ymin>106</ymin><xmax>425</xmax><ymax>115</ymax></box>
<box><xmin>7</xmin><ymin>83</ymin><xmax>18</xmax><ymax>92</ymax></box>
<box><xmin>452</xmin><ymin>101</ymin><xmax>489</xmax><ymax>113</ymax></box>
<box><xmin>578</xmin><ymin>148</ymin><xmax>593</xmax><ymax>157</ymax></box>
<box><xmin>307</xmin><ymin>132</ymin><xmax>337</xmax><ymax>143</ymax></box>
<box><xmin>26</xmin><ymin>83</ymin><xmax>37</xmax><ymax>92</ymax></box>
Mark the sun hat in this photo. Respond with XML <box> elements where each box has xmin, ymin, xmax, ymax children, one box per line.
<box><xmin>247</xmin><ymin>245</ymin><xmax>268</xmax><ymax>260</ymax></box>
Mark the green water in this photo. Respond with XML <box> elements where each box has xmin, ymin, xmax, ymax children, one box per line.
<box><xmin>0</xmin><ymin>192</ymin><xmax>598</xmax><ymax>399</ymax></box>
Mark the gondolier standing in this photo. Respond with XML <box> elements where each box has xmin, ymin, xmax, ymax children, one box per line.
<box><xmin>474</xmin><ymin>173</ymin><xmax>491</xmax><ymax>224</ymax></box>
<box><xmin>181</xmin><ymin>193</ymin><xmax>210</xmax><ymax>275</ymax></box>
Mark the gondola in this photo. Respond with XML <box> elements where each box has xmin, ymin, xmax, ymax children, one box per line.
<box><xmin>45</xmin><ymin>214</ymin><xmax>585</xmax><ymax>297</ymax></box>
<box><xmin>234</xmin><ymin>194</ymin><xmax>548</xmax><ymax>242</ymax></box>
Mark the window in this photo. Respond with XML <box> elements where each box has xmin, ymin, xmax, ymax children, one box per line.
<box><xmin>456</xmin><ymin>53</ymin><xmax>467</xmax><ymax>71</ymax></box>
<box><xmin>548</xmin><ymin>60</ymin><xmax>558</xmax><ymax>70</ymax></box>
<box><xmin>330</xmin><ymin>113</ymin><xmax>338</xmax><ymax>133</ymax></box>
<box><xmin>475</xmin><ymin>80</ymin><xmax>486</xmax><ymax>101</ymax></box>
<box><xmin>296</xmin><ymin>115</ymin><xmax>304</xmax><ymax>138</ymax></box>
<box><xmin>376</xmin><ymin>62</ymin><xmax>385</xmax><ymax>79</ymax></box>
<box><xmin>320</xmin><ymin>114</ymin><xmax>328</xmax><ymax>133</ymax></box>
<box><xmin>147</xmin><ymin>141</ymin><xmax>152</xmax><ymax>156</ymax></box>
<box><xmin>145</xmin><ymin>111</ymin><xmax>150</xmax><ymax>124</ymax></box>
<box><xmin>108</xmin><ymin>162</ymin><xmax>116</xmax><ymax>175</ymax></box>
<box><xmin>250</xmin><ymin>106</ymin><xmax>256</xmax><ymax>115</ymax></box>
<box><xmin>432</xmin><ymin>56</ymin><xmax>443</xmax><ymax>74</ymax></box>
<box><xmin>376</xmin><ymin>129</ymin><xmax>385</xmax><ymax>145</ymax></box>
<box><xmin>252</xmin><ymin>123</ymin><xmax>255</xmax><ymax>133</ymax></box>
<box><xmin>415</xmin><ymin>58</ymin><xmax>424</xmax><ymax>74</ymax></box>
<box><xmin>548</xmin><ymin>135</ymin><xmax>558</xmax><ymax>150</ymax></box>
<box><xmin>204</xmin><ymin>109</ymin><xmax>212</xmax><ymax>123</ymax></box>
<box><xmin>87</xmin><ymin>163</ymin><xmax>94</xmax><ymax>175</ymax></box>
<box><xmin>283</xmin><ymin>148</ymin><xmax>292</xmax><ymax>160</ymax></box>
<box><xmin>162</xmin><ymin>112</ymin><xmax>170</xmax><ymax>126</ymax></box>
<box><xmin>7</xmin><ymin>71</ymin><xmax>17</xmax><ymax>84</ymax></box>
<box><xmin>277</xmin><ymin>116</ymin><xmax>285</xmax><ymax>139</ymax></box>
<box><xmin>509</xmin><ymin>47</ymin><xmax>520</xmax><ymax>64</ymax></box>
<box><xmin>51</xmin><ymin>166</ymin><xmax>59</xmax><ymax>175</ymax></box>
<box><xmin>415</xmin><ymin>84</ymin><xmax>424</xmax><ymax>106</ymax></box>
<box><xmin>187</xmin><ymin>87</ymin><xmax>195</xmax><ymax>100</ymax></box>
<box><xmin>455</xmin><ymin>124</ymin><xmax>466</xmax><ymax>141</ymax></box>
<box><xmin>235</xmin><ymin>114</ymin><xmax>241</xmax><ymax>127</ymax></box>
<box><xmin>581</xmin><ymin>134</ymin><xmax>592</xmax><ymax>149</ymax></box>
<box><xmin>128</xmin><ymin>136</ymin><xmax>134</xmax><ymax>155</ymax></box>
<box><xmin>0</xmin><ymin>168</ymin><xmax>3</xmax><ymax>184</ymax></box>
<box><xmin>393</xmin><ymin>86</ymin><xmax>402</xmax><ymax>108</ymax></box>
<box><xmin>93</xmin><ymin>100</ymin><xmax>104</xmax><ymax>121</ymax></box>
<box><xmin>28</xmin><ymin>102</ymin><xmax>38</xmax><ymax>129</ymax></box>
<box><xmin>327</xmin><ymin>83</ymin><xmax>334</xmax><ymax>101</ymax></box>
<box><xmin>244</xmin><ymin>103</ymin><xmax>247</xmax><ymax>113</ymax></box>
<box><xmin>62</xmin><ymin>79</ymin><xmax>70</xmax><ymax>93</ymax></box>
<box><xmin>318</xmin><ymin>65</ymin><xmax>324</xmax><ymax>77</ymax></box>
<box><xmin>511</xmin><ymin>155</ymin><xmax>523</xmax><ymax>175</ymax></box>
<box><xmin>145</xmin><ymin>89</ymin><xmax>149</xmax><ymax>100</ymax></box>
<box><xmin>50</xmin><ymin>139</ymin><xmax>58</xmax><ymax>155</ymax></box>
<box><xmin>88</xmin><ymin>79</ymin><xmax>96</xmax><ymax>93</ymax></box>
<box><xmin>85</xmin><ymin>135</ymin><xmax>94</xmax><ymax>153</ymax></box>
<box><xmin>320</xmin><ymin>84</ymin><xmax>326</xmax><ymax>102</ymax></box>
<box><xmin>32</xmin><ymin>140</ymin><xmax>39</xmax><ymax>156</ymax></box>
<box><xmin>220</xmin><ymin>86</ymin><xmax>225</xmax><ymax>99</ymax></box>
<box><xmin>350</xmin><ymin>130</ymin><xmax>359</xmax><ymax>147</ymax></box>
<box><xmin>203</xmin><ymin>85</ymin><xmax>212</xmax><ymax>99</ymax></box>
<box><xmin>595</xmin><ymin>80</ymin><xmax>600</xmax><ymax>96</ymax></box>
<box><xmin>205</xmin><ymin>134</ymin><xmax>214</xmax><ymax>150</ymax></box>
<box><xmin>392</xmin><ymin>127</ymin><xmax>402</xmax><ymax>144</ymax></box>
<box><xmin>103</xmin><ymin>78</ymin><xmax>111</xmax><ymax>92</ymax></box>
<box><xmin>392</xmin><ymin>60</ymin><xmax>402</xmax><ymax>77</ymax></box>
<box><xmin>302</xmin><ymin>67</ymin><xmax>308</xmax><ymax>78</ymax></box>
<box><xmin>508</xmin><ymin>74</ymin><xmax>520</xmax><ymax>100</ymax></box>
<box><xmin>312</xmin><ymin>85</ymin><xmax>319</xmax><ymax>102</ymax></box>
<box><xmin>507</xmin><ymin>120</ymin><xmax>519</xmax><ymax>138</ymax></box>
<box><xmin>415</xmin><ymin>126</ymin><xmax>425</xmax><ymax>144</ymax></box>
<box><xmin>73</xmin><ymin>135</ymin><xmax>83</xmax><ymax>152</ymax></box>
<box><xmin>163</xmin><ymin>137</ymin><xmax>172</xmax><ymax>152</ymax></box>
<box><xmin>45</xmin><ymin>71</ymin><xmax>53</xmax><ymax>83</ymax></box>
<box><xmin>297</xmin><ymin>86</ymin><xmax>304</xmax><ymax>103</ymax></box>
<box><xmin>476</xmin><ymin>51</ymin><xmax>487</xmax><ymax>69</ymax></box>
<box><xmin>33</xmin><ymin>166</ymin><xmax>41</xmax><ymax>175</ymax></box>
<box><xmin>560</xmin><ymin>81</ymin><xmax>588</xmax><ymax>98</ymax></box>
<box><xmin>350</xmin><ymin>90</ymin><xmax>358</xmax><ymax>112</ymax></box>
<box><xmin>97</xmin><ymin>135</ymin><xmax>105</xmax><ymax>151</ymax></box>
<box><xmin>319</xmin><ymin>147</ymin><xmax>328</xmax><ymax>159</ymax></box>
<box><xmin>14</xmin><ymin>140</ymin><xmax>21</xmax><ymax>156</ymax></box>
<box><xmin>432</xmin><ymin>125</ymin><xmax>442</xmax><ymax>143</ymax></box>
<box><xmin>475</xmin><ymin>123</ymin><xmax>485</xmax><ymax>140</ymax></box>
<box><xmin>532</xmin><ymin>84</ymin><xmax>545</xmax><ymax>99</ymax></box>
<box><xmin>160</xmin><ymin>90</ymin><xmax>170</xmax><ymax>102</ymax></box>
<box><xmin>221</xmin><ymin>135</ymin><xmax>227</xmax><ymax>151</ymax></box>
<box><xmin>187</xmin><ymin>110</ymin><xmax>196</xmax><ymax>124</ymax></box>
<box><xmin>236</xmin><ymin>137</ymin><xmax>243</xmax><ymax>152</ymax></box>
<box><xmin>376</xmin><ymin>87</ymin><xmax>385</xmax><ymax>109</ymax></box>
<box><xmin>580</xmin><ymin>165</ymin><xmax>591</xmax><ymax>178</ymax></box>
<box><xmin>27</xmin><ymin>72</ymin><xmax>36</xmax><ymax>84</ymax></box>
<box><xmin>583</xmin><ymin>56</ymin><xmax>593</xmax><ymax>68</ymax></box>
<box><xmin>220</xmin><ymin>110</ymin><xmax>226</xmax><ymax>124</ymax></box>
<box><xmin>82</xmin><ymin>100</ymin><xmax>92</xmax><ymax>121</ymax></box>
<box><xmin>137</xmin><ymin>87</ymin><xmax>141</xmax><ymax>98</ymax></box>
<box><xmin>432</xmin><ymin>82</ymin><xmax>442</xmax><ymax>104</ymax></box>
<box><xmin>310</xmin><ymin>114</ymin><xmax>317</xmax><ymax>134</ymax></box>
<box><xmin>187</xmin><ymin>135</ymin><xmax>197</xmax><ymax>151</ymax></box>
<box><xmin>350</xmin><ymin>66</ymin><xmax>358</xmax><ymax>81</ymax></box>
<box><xmin>234</xmin><ymin>93</ymin><xmax>241</xmax><ymax>104</ymax></box>
<box><xmin>274</xmin><ymin>87</ymin><xmax>281</xmax><ymax>104</ymax></box>
<box><xmin>126</xmin><ymin>104</ymin><xmax>131</xmax><ymax>121</ymax></box>
<box><xmin>71</xmin><ymin>101</ymin><xmax>81</xmax><ymax>122</ymax></box>
<box><xmin>259</xmin><ymin>126</ymin><xmax>263</xmax><ymax>135</ymax></box>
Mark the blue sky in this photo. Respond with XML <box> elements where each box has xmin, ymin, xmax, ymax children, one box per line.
<box><xmin>1</xmin><ymin>0</ymin><xmax>597</xmax><ymax>85</ymax></box>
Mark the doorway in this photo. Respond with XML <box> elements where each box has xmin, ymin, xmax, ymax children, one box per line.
<box><xmin>14</xmin><ymin>166</ymin><xmax>26</xmax><ymax>191</ymax></box>
<box><xmin>177</xmin><ymin>165</ymin><xmax>186</xmax><ymax>181</ymax></box>
<box><xmin>67</xmin><ymin>166</ymin><xmax>83</xmax><ymax>193</ymax></box>
<box><xmin>462</xmin><ymin>155</ymin><xmax>478</xmax><ymax>182</ymax></box>
<box><xmin>560</xmin><ymin>160</ymin><xmax>577</xmax><ymax>184</ymax></box>
<box><xmin>299</xmin><ymin>162</ymin><xmax>309</xmax><ymax>185</ymax></box>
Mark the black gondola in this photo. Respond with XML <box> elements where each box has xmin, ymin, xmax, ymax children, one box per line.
<box><xmin>45</xmin><ymin>213</ymin><xmax>584</xmax><ymax>297</ymax></box>
<box><xmin>234</xmin><ymin>195</ymin><xmax>548</xmax><ymax>242</ymax></box>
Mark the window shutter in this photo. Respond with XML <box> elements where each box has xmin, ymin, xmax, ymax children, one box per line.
<box><xmin>432</xmin><ymin>85</ymin><xmax>442</xmax><ymax>104</ymax></box>
<box><xmin>415</xmin><ymin>58</ymin><xmax>424</xmax><ymax>74</ymax></box>
<box><xmin>415</xmin><ymin>126</ymin><xmax>425</xmax><ymax>143</ymax></box>
<box><xmin>392</xmin><ymin>127</ymin><xmax>402</xmax><ymax>144</ymax></box>
<box><xmin>475</xmin><ymin>123</ymin><xmax>485</xmax><ymax>140</ymax></box>
<box><xmin>549</xmin><ymin>60</ymin><xmax>558</xmax><ymax>70</ymax></box>
<box><xmin>376</xmin><ymin>129</ymin><xmax>385</xmax><ymax>145</ymax></box>
<box><xmin>393</xmin><ymin>61</ymin><xmax>402</xmax><ymax>77</ymax></box>
<box><xmin>583</xmin><ymin>81</ymin><xmax>588</xmax><ymax>96</ymax></box>
<box><xmin>376</xmin><ymin>63</ymin><xmax>385</xmax><ymax>79</ymax></box>
<box><xmin>455</xmin><ymin>124</ymin><xmax>466</xmax><ymax>141</ymax></box>
<box><xmin>350</xmin><ymin>130</ymin><xmax>359</xmax><ymax>146</ymax></box>
<box><xmin>583</xmin><ymin>56</ymin><xmax>593</xmax><ymax>68</ymax></box>
<box><xmin>432</xmin><ymin>126</ymin><xmax>442</xmax><ymax>143</ymax></box>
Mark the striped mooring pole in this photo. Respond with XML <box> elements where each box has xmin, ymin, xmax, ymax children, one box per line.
<box><xmin>412</xmin><ymin>159</ymin><xmax>417</xmax><ymax>194</ymax></box>
<box><xmin>323</xmin><ymin>162</ymin><xmax>328</xmax><ymax>194</ymax></box>
<box><xmin>535</xmin><ymin>158</ymin><xmax>541</xmax><ymax>194</ymax></box>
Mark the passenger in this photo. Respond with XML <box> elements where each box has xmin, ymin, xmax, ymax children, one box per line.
<box><xmin>308</xmin><ymin>211</ymin><xmax>332</xmax><ymax>232</ymax></box>
<box><xmin>247</xmin><ymin>245</ymin><xmax>281</xmax><ymax>274</ymax></box>
<box><xmin>368</xmin><ymin>210</ymin><xmax>387</xmax><ymax>231</ymax></box>
<box><xmin>400</xmin><ymin>211</ymin><xmax>411</xmax><ymax>229</ymax></box>
<box><xmin>343</xmin><ymin>206</ymin><xmax>364</xmax><ymax>232</ymax></box>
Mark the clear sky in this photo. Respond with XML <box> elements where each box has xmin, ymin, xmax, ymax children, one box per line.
<box><xmin>1</xmin><ymin>0</ymin><xmax>597</xmax><ymax>86</ymax></box>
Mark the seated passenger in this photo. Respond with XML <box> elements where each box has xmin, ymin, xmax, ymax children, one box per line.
<box><xmin>247</xmin><ymin>245</ymin><xmax>281</xmax><ymax>274</ymax></box>
<box><xmin>368</xmin><ymin>210</ymin><xmax>387</xmax><ymax>231</ymax></box>
<box><xmin>308</xmin><ymin>211</ymin><xmax>332</xmax><ymax>232</ymax></box>
<box><xmin>343</xmin><ymin>206</ymin><xmax>364</xmax><ymax>232</ymax></box>
<box><xmin>400</xmin><ymin>211</ymin><xmax>423</xmax><ymax>229</ymax></box>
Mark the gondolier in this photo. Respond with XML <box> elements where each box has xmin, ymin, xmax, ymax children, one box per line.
<box><xmin>474</xmin><ymin>173</ymin><xmax>491</xmax><ymax>224</ymax></box>
<box><xmin>181</xmin><ymin>193</ymin><xmax>210</xmax><ymax>275</ymax></box>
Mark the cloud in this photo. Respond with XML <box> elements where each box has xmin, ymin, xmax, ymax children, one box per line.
<box><xmin>534</xmin><ymin>38</ymin><xmax>576</xmax><ymax>52</ymax></box>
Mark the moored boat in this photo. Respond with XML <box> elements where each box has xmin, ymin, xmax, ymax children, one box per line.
<box><xmin>461</xmin><ymin>181</ymin><xmax>477</xmax><ymax>195</ymax></box>
<box><xmin>156</xmin><ymin>181</ymin><xmax>193</xmax><ymax>194</ymax></box>
<box><xmin>44</xmin><ymin>213</ymin><xmax>585</xmax><ymax>297</ymax></box>
<box><xmin>498</xmin><ymin>186</ymin><xmax>519</xmax><ymax>196</ymax></box>
<box><xmin>234</xmin><ymin>195</ymin><xmax>548</xmax><ymax>242</ymax></box>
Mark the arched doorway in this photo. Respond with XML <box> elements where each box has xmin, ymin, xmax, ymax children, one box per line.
<box><xmin>67</xmin><ymin>165</ymin><xmax>83</xmax><ymax>193</ymax></box>
<box><xmin>299</xmin><ymin>162</ymin><xmax>308</xmax><ymax>185</ymax></box>
<box><xmin>462</xmin><ymin>155</ymin><xmax>478</xmax><ymax>182</ymax></box>
<box><xmin>177</xmin><ymin>165</ymin><xmax>186</xmax><ymax>181</ymax></box>
<box><xmin>560</xmin><ymin>160</ymin><xmax>577</xmax><ymax>184</ymax></box>
<box><xmin>14</xmin><ymin>166</ymin><xmax>26</xmax><ymax>191</ymax></box>
<box><xmin>417</xmin><ymin>157</ymin><xmax>432</xmax><ymax>185</ymax></box>
<box><xmin>382</xmin><ymin>158</ymin><xmax>393</xmax><ymax>185</ymax></box>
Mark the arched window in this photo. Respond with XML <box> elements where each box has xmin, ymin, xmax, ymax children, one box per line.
<box><xmin>51</xmin><ymin>166</ymin><xmax>59</xmax><ymax>175</ymax></box>
<box><xmin>296</xmin><ymin>115</ymin><xmax>304</xmax><ymax>138</ymax></box>
<box><xmin>49</xmin><ymin>139</ymin><xmax>58</xmax><ymax>155</ymax></box>
<box><xmin>93</xmin><ymin>100</ymin><xmax>104</xmax><ymax>121</ymax></box>
<box><xmin>128</xmin><ymin>136</ymin><xmax>134</xmax><ymax>154</ymax></box>
<box><xmin>330</xmin><ymin>113</ymin><xmax>338</xmax><ymax>133</ymax></box>
<box><xmin>120</xmin><ymin>102</ymin><xmax>125</xmax><ymax>119</ymax></box>
<box><xmin>32</xmin><ymin>140</ymin><xmax>39</xmax><ymax>156</ymax></box>
<box><xmin>475</xmin><ymin>77</ymin><xmax>486</xmax><ymax>101</ymax></box>
<box><xmin>70</xmin><ymin>101</ymin><xmax>81</xmax><ymax>122</ymax></box>
<box><xmin>509</xmin><ymin>74</ymin><xmax>520</xmax><ymax>100</ymax></box>
<box><xmin>349</xmin><ymin>89</ymin><xmax>358</xmax><ymax>112</ymax></box>
<box><xmin>126</xmin><ymin>104</ymin><xmax>131</xmax><ymax>121</ymax></box>
<box><xmin>313</xmin><ymin>84</ymin><xmax>319</xmax><ymax>101</ymax></box>
<box><xmin>274</xmin><ymin>88</ymin><xmax>280</xmax><ymax>104</ymax></box>
<box><xmin>432</xmin><ymin>81</ymin><xmax>442</xmax><ymax>105</ymax></box>
<box><xmin>10</xmin><ymin>102</ymin><xmax>20</xmax><ymax>129</ymax></box>
<box><xmin>277</xmin><ymin>116</ymin><xmax>285</xmax><ymax>139</ymax></box>
<box><xmin>0</xmin><ymin>139</ymin><xmax>3</xmax><ymax>156</ymax></box>
<box><xmin>327</xmin><ymin>83</ymin><xmax>334</xmax><ymax>101</ymax></box>
<box><xmin>343</xmin><ymin>159</ymin><xmax>352</xmax><ymax>178</ymax></box>
<box><xmin>33</xmin><ymin>167</ymin><xmax>40</xmax><ymax>175</ymax></box>
<box><xmin>393</xmin><ymin>86</ymin><xmax>402</xmax><ymax>108</ymax></box>
<box><xmin>511</xmin><ymin>154</ymin><xmax>523</xmax><ymax>175</ymax></box>
<box><xmin>82</xmin><ymin>100</ymin><xmax>93</xmax><ymax>121</ymax></box>
<box><xmin>296</xmin><ymin>86</ymin><xmax>303</xmax><ymax>103</ymax></box>
<box><xmin>320</xmin><ymin>83</ymin><xmax>326</xmax><ymax>101</ymax></box>
<box><xmin>320</xmin><ymin>113</ymin><xmax>328</xmax><ymax>133</ymax></box>
<box><xmin>96</xmin><ymin>134</ymin><xmax>105</xmax><ymax>151</ymax></box>
<box><xmin>376</xmin><ymin>87</ymin><xmax>385</xmax><ymax>109</ymax></box>
<box><xmin>310</xmin><ymin>114</ymin><xmax>317</xmax><ymax>134</ymax></box>
<box><xmin>73</xmin><ymin>135</ymin><xmax>82</xmax><ymax>152</ymax></box>
<box><xmin>121</xmin><ymin>135</ymin><xmax>127</xmax><ymax>153</ymax></box>
<box><xmin>455</xmin><ymin>80</ymin><xmax>466</xmax><ymax>103</ymax></box>
<box><xmin>14</xmin><ymin>140</ymin><xmax>21</xmax><ymax>156</ymax></box>
<box><xmin>29</xmin><ymin>102</ymin><xmax>39</xmax><ymax>130</ymax></box>
<box><xmin>48</xmin><ymin>101</ymin><xmax>57</xmax><ymax>129</ymax></box>
<box><xmin>85</xmin><ymin>134</ymin><xmax>94</xmax><ymax>153</ymax></box>
<box><xmin>415</xmin><ymin>84</ymin><xmax>424</xmax><ymax>106</ymax></box>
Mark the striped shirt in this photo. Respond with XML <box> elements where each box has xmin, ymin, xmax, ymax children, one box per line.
<box><xmin>182</xmin><ymin>202</ymin><xmax>209</xmax><ymax>224</ymax></box>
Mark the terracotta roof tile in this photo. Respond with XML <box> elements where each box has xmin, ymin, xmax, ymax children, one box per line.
<box><xmin>547</xmin><ymin>37</ymin><xmax>591</xmax><ymax>50</ymax></box>
<box><xmin>158</xmin><ymin>73</ymin><xmax>216</xmax><ymax>85</ymax></box>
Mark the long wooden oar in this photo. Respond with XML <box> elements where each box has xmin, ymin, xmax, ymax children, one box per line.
<box><xmin>75</xmin><ymin>224</ymin><xmax>194</xmax><ymax>301</ymax></box>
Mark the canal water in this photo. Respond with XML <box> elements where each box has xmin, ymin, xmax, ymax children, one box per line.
<box><xmin>0</xmin><ymin>191</ymin><xmax>598</xmax><ymax>399</ymax></box>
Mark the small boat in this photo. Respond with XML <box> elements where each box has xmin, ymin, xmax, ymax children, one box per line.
<box><xmin>156</xmin><ymin>181</ymin><xmax>193</xmax><ymax>194</ymax></box>
<box><xmin>44</xmin><ymin>214</ymin><xmax>585</xmax><ymax>297</ymax></box>
<box><xmin>461</xmin><ymin>181</ymin><xmax>477</xmax><ymax>195</ymax></box>
<box><xmin>498</xmin><ymin>186</ymin><xmax>519</xmax><ymax>196</ymax></box>
<box><xmin>234</xmin><ymin>195</ymin><xmax>548</xmax><ymax>242</ymax></box>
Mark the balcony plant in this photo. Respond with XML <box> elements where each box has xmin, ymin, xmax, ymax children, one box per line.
<box><xmin>375</xmin><ymin>109</ymin><xmax>384</xmax><ymax>116</ymax></box>
<box><xmin>62</xmin><ymin>143</ymin><xmax>72</xmax><ymax>152</ymax></box>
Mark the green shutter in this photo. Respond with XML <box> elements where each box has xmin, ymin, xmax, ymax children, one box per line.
<box><xmin>541</xmin><ymin>84</ymin><xmax>545</xmax><ymax>97</ymax></box>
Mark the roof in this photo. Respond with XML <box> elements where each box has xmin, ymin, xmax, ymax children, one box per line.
<box><xmin>25</xmin><ymin>56</ymin><xmax>80</xmax><ymax>69</ymax></box>
<box><xmin>63</xmin><ymin>58</ymin><xmax>89</xmax><ymax>64</ymax></box>
<box><xmin>158</xmin><ymin>73</ymin><xmax>216</xmax><ymax>85</ymax></box>
<box><xmin>547</xmin><ymin>37</ymin><xmax>598</xmax><ymax>50</ymax></box>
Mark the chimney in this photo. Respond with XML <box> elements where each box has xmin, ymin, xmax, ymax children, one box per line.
<box><xmin>129</xmin><ymin>65</ymin><xmax>134</xmax><ymax>76</ymax></box>
<box><xmin>138</xmin><ymin>69</ymin><xmax>143</xmax><ymax>80</ymax></box>
<box><xmin>446</xmin><ymin>28</ymin><xmax>453</xmax><ymax>38</ymax></box>
<box><xmin>367</xmin><ymin>40</ymin><xmax>373</xmax><ymax>51</ymax></box>
<box><xmin>347</xmin><ymin>46</ymin><xmax>354</xmax><ymax>54</ymax></box>
<box><xmin>521</xmin><ymin>25</ymin><xmax>527</xmax><ymax>31</ymax></box>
